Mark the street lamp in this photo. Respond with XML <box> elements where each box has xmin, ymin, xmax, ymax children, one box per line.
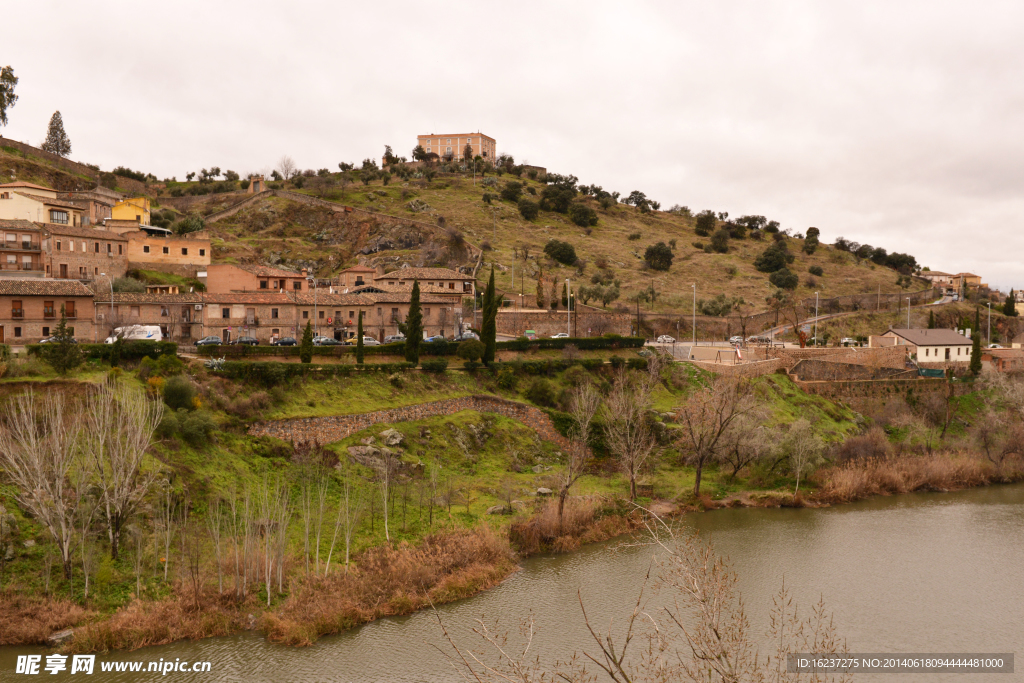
<box><xmin>100</xmin><ymin>272</ymin><xmax>113</xmax><ymax>341</ymax></box>
<box><xmin>307</xmin><ymin>277</ymin><xmax>318</xmax><ymax>336</ymax></box>
<box><xmin>987</xmin><ymin>302</ymin><xmax>992</xmax><ymax>343</ymax></box>
<box><xmin>814</xmin><ymin>292</ymin><xmax>819</xmax><ymax>346</ymax></box>
<box><xmin>906</xmin><ymin>296</ymin><xmax>911</xmax><ymax>329</ymax></box>
<box><xmin>566</xmin><ymin>278</ymin><xmax>571</xmax><ymax>338</ymax></box>
<box><xmin>691</xmin><ymin>283</ymin><xmax>696</xmax><ymax>347</ymax></box>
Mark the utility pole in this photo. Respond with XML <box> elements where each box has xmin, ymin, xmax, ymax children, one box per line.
<box><xmin>566</xmin><ymin>278</ymin><xmax>571</xmax><ymax>338</ymax></box>
<box><xmin>906</xmin><ymin>297</ymin><xmax>911</xmax><ymax>329</ymax></box>
<box><xmin>988</xmin><ymin>302</ymin><xmax>992</xmax><ymax>343</ymax></box>
<box><xmin>814</xmin><ymin>291</ymin><xmax>819</xmax><ymax>346</ymax></box>
<box><xmin>308</xmin><ymin>277</ymin><xmax>319</xmax><ymax>337</ymax></box>
<box><xmin>691</xmin><ymin>283</ymin><xmax>696</xmax><ymax>347</ymax></box>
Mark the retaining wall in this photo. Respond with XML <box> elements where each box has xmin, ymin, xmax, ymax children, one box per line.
<box><xmin>248</xmin><ymin>394</ymin><xmax>570</xmax><ymax>451</ymax></box>
<box><xmin>789</xmin><ymin>358</ymin><xmax>916</xmax><ymax>382</ymax></box>
<box><xmin>792</xmin><ymin>377</ymin><xmax>947</xmax><ymax>400</ymax></box>
<box><xmin>752</xmin><ymin>345</ymin><xmax>908</xmax><ymax>370</ymax></box>
<box><xmin>496</xmin><ymin>309</ymin><xmax>632</xmax><ymax>337</ymax></box>
<box><xmin>688</xmin><ymin>358</ymin><xmax>785</xmax><ymax>377</ymax></box>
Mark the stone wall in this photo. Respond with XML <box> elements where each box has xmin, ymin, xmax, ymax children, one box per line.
<box><xmin>793</xmin><ymin>377</ymin><xmax>947</xmax><ymax>401</ymax></box>
<box><xmin>752</xmin><ymin>345</ymin><xmax>908</xmax><ymax>370</ymax></box>
<box><xmin>248</xmin><ymin>394</ymin><xmax>571</xmax><ymax>451</ymax></box>
<box><xmin>688</xmin><ymin>358</ymin><xmax>785</xmax><ymax>377</ymax></box>
<box><xmin>789</xmin><ymin>358</ymin><xmax>916</xmax><ymax>382</ymax></box>
<box><xmin>496</xmin><ymin>309</ymin><xmax>632</xmax><ymax>337</ymax></box>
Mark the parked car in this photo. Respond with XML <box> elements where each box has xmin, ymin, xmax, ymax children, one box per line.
<box><xmin>453</xmin><ymin>331</ymin><xmax>478</xmax><ymax>341</ymax></box>
<box><xmin>523</xmin><ymin>330</ymin><xmax>538</xmax><ymax>341</ymax></box>
<box><xmin>362</xmin><ymin>336</ymin><xmax>381</xmax><ymax>346</ymax></box>
<box><xmin>196</xmin><ymin>336</ymin><xmax>222</xmax><ymax>346</ymax></box>
<box><xmin>424</xmin><ymin>335</ymin><xmax>447</xmax><ymax>343</ymax></box>
<box><xmin>727</xmin><ymin>335</ymin><xmax>744</xmax><ymax>345</ymax></box>
<box><xmin>840</xmin><ymin>337</ymin><xmax>858</xmax><ymax>346</ymax></box>
<box><xmin>383</xmin><ymin>334</ymin><xmax>406</xmax><ymax>344</ymax></box>
<box><xmin>746</xmin><ymin>335</ymin><xmax>770</xmax><ymax>344</ymax></box>
<box><xmin>38</xmin><ymin>335</ymin><xmax>78</xmax><ymax>344</ymax></box>
<box><xmin>232</xmin><ymin>336</ymin><xmax>259</xmax><ymax>346</ymax></box>
<box><xmin>272</xmin><ymin>337</ymin><xmax>297</xmax><ymax>346</ymax></box>
<box><xmin>551</xmin><ymin>332</ymin><xmax>570</xmax><ymax>339</ymax></box>
<box><xmin>987</xmin><ymin>344</ymin><xmax>1004</xmax><ymax>349</ymax></box>
<box><xmin>104</xmin><ymin>324</ymin><xmax>164</xmax><ymax>344</ymax></box>
<box><xmin>655</xmin><ymin>335</ymin><xmax>676</xmax><ymax>343</ymax></box>
<box><xmin>314</xmin><ymin>337</ymin><xmax>343</xmax><ymax>346</ymax></box>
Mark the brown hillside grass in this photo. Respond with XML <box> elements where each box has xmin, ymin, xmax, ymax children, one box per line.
<box><xmin>0</xmin><ymin>592</ymin><xmax>93</xmax><ymax>646</ymax></box>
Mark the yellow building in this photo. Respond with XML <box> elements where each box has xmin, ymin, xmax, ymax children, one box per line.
<box><xmin>111</xmin><ymin>197</ymin><xmax>151</xmax><ymax>225</ymax></box>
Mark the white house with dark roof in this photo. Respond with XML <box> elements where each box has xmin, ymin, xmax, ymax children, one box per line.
<box><xmin>876</xmin><ymin>328</ymin><xmax>972</xmax><ymax>365</ymax></box>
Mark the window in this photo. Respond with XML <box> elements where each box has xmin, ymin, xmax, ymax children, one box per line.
<box><xmin>222</xmin><ymin>308</ymin><xmax>230</xmax><ymax>319</ymax></box>
<box><xmin>43</xmin><ymin>301</ymin><xmax>55</xmax><ymax>318</ymax></box>
<box><xmin>131</xmin><ymin>306</ymin><xmax>140</xmax><ymax>317</ymax></box>
<box><xmin>107</xmin><ymin>243</ymin><xmax>111</xmax><ymax>254</ymax></box>
<box><xmin>377</xmin><ymin>307</ymin><xmax>382</xmax><ymax>315</ymax></box>
<box><xmin>162</xmin><ymin>246</ymin><xmax>169</xmax><ymax>254</ymax></box>
<box><xmin>348</xmin><ymin>310</ymin><xmax>354</xmax><ymax>318</ymax></box>
<box><xmin>271</xmin><ymin>308</ymin><xmax>279</xmax><ymax>319</ymax></box>
<box><xmin>94</xmin><ymin>242</ymin><xmax>99</xmax><ymax>253</ymax></box>
<box><xmin>56</xmin><ymin>240</ymin><xmax>62</xmax><ymax>251</ymax></box>
<box><xmin>293</xmin><ymin>281</ymin><xmax>302</xmax><ymax>290</ymax></box>
<box><xmin>118</xmin><ymin>244</ymin><xmax>123</xmax><ymax>255</ymax></box>
<box><xmin>161</xmin><ymin>306</ymin><xmax>169</xmax><ymax>317</ymax></box>
<box><xmin>388</xmin><ymin>281</ymin><xmax>395</xmax><ymax>285</ymax></box>
<box><xmin>260</xmin><ymin>280</ymin><xmax>268</xmax><ymax>289</ymax></box>
<box><xmin>446</xmin><ymin>138</ymin><xmax>451</xmax><ymax>143</ymax></box>
<box><xmin>925</xmin><ymin>349</ymin><xmax>929</xmax><ymax>357</ymax></box>
<box><xmin>143</xmin><ymin>245</ymin><xmax>150</xmax><ymax>253</ymax></box>
<box><xmin>13</xmin><ymin>327</ymin><xmax>20</xmax><ymax>337</ymax></box>
<box><xmin>199</xmin><ymin>249</ymin><xmax>205</xmax><ymax>256</ymax></box>
<box><xmin>302</xmin><ymin>310</ymin><xmax>309</xmax><ymax>319</ymax></box>
<box><xmin>181</xmin><ymin>248</ymin><xmax>188</xmax><ymax>255</ymax></box>
<box><xmin>80</xmin><ymin>241</ymin><xmax>85</xmax><ymax>251</ymax></box>
<box><xmin>424</xmin><ymin>307</ymin><xmax>431</xmax><ymax>317</ymax></box>
<box><xmin>11</xmin><ymin>300</ymin><xmax>23</xmax><ymax>318</ymax></box>
<box><xmin>272</xmin><ymin>329</ymin><xmax>279</xmax><ymax>335</ymax></box>
<box><xmin>49</xmin><ymin>210</ymin><xmax>69</xmax><ymax>224</ymax></box>
<box><xmin>64</xmin><ymin>301</ymin><xmax>75</xmax><ymax>318</ymax></box>
<box><xmin>449</xmin><ymin>282</ymin><xmax>455</xmax><ymax>289</ymax></box>
<box><xmin>319</xmin><ymin>310</ymin><xmax>325</xmax><ymax>319</ymax></box>
<box><xmin>42</xmin><ymin>327</ymin><xmax>49</xmax><ymax>337</ymax></box>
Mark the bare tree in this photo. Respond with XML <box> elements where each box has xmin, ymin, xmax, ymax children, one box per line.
<box><xmin>675</xmin><ymin>377</ymin><xmax>759</xmax><ymax>496</ymax></box>
<box><xmin>325</xmin><ymin>467</ymin><xmax>364</xmax><ymax>575</ymax></box>
<box><xmin>157</xmin><ymin>481</ymin><xmax>176</xmax><ymax>583</ymax></box>
<box><xmin>602</xmin><ymin>366</ymin><xmax>659</xmax><ymax>500</ymax></box>
<box><xmin>277</xmin><ymin>155</ymin><xmax>297</xmax><ymax>180</ymax></box>
<box><xmin>720</xmin><ymin>412</ymin><xmax>773</xmax><ymax>481</ymax></box>
<box><xmin>206</xmin><ymin>497</ymin><xmax>225</xmax><ymax>594</ymax></box>
<box><xmin>783</xmin><ymin>419</ymin><xmax>825</xmax><ymax>494</ymax></box>
<box><xmin>0</xmin><ymin>391</ymin><xmax>84</xmax><ymax>579</ymax></box>
<box><xmin>371</xmin><ymin>452</ymin><xmax>399</xmax><ymax>541</ymax></box>
<box><xmin>558</xmin><ymin>383</ymin><xmax>601</xmax><ymax>530</ymax></box>
<box><xmin>86</xmin><ymin>380</ymin><xmax>164</xmax><ymax>560</ymax></box>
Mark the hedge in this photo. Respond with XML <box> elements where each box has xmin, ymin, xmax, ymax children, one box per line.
<box><xmin>0</xmin><ymin>344</ymin><xmax>10</xmax><ymax>362</ymax></box>
<box><xmin>26</xmin><ymin>340</ymin><xmax>177</xmax><ymax>362</ymax></box>
<box><xmin>195</xmin><ymin>335</ymin><xmax>644</xmax><ymax>357</ymax></box>
<box><xmin>215</xmin><ymin>360</ymin><xmax>415</xmax><ymax>386</ymax></box>
<box><xmin>420</xmin><ymin>359</ymin><xmax>449</xmax><ymax>373</ymax></box>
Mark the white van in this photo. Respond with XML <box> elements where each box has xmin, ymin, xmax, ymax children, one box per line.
<box><xmin>104</xmin><ymin>325</ymin><xmax>164</xmax><ymax>344</ymax></box>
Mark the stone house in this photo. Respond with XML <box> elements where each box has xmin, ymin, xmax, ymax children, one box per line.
<box><xmin>0</xmin><ymin>219</ymin><xmax>45</xmax><ymax>278</ymax></box>
<box><xmin>0</xmin><ymin>182</ymin><xmax>84</xmax><ymax>226</ymax></box>
<box><xmin>0</xmin><ymin>278</ymin><xmax>94</xmax><ymax>344</ymax></box>
<box><xmin>124</xmin><ymin>228</ymin><xmax>211</xmax><ymax>276</ymax></box>
<box><xmin>373</xmin><ymin>266</ymin><xmax>475</xmax><ymax>296</ymax></box>
<box><xmin>92</xmin><ymin>291</ymin><xmax>205</xmax><ymax>342</ymax></box>
<box><xmin>417</xmin><ymin>132</ymin><xmax>496</xmax><ymax>161</ymax></box>
<box><xmin>336</xmin><ymin>264</ymin><xmax>376</xmax><ymax>288</ymax></box>
<box><xmin>205</xmin><ymin>263</ymin><xmax>309</xmax><ymax>294</ymax></box>
<box><xmin>200</xmin><ymin>291</ymin><xmax>297</xmax><ymax>343</ymax></box>
<box><xmin>981</xmin><ymin>348</ymin><xmax>1024</xmax><ymax>374</ymax></box>
<box><xmin>58</xmin><ymin>186</ymin><xmax>122</xmax><ymax>226</ymax></box>
<box><xmin>44</xmin><ymin>224</ymin><xmax>128</xmax><ymax>281</ymax></box>
<box><xmin>111</xmin><ymin>197</ymin><xmax>151</xmax><ymax>225</ymax></box>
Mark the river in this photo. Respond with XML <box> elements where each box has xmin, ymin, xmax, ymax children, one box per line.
<box><xmin>3</xmin><ymin>483</ymin><xmax>1023</xmax><ymax>682</ymax></box>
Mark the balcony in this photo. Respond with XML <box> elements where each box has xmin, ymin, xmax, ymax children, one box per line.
<box><xmin>11</xmin><ymin>309</ymin><xmax>23</xmax><ymax>319</ymax></box>
<box><xmin>44</xmin><ymin>308</ymin><xmax>56</xmax><ymax>319</ymax></box>
<box><xmin>0</xmin><ymin>262</ymin><xmax>43</xmax><ymax>272</ymax></box>
<box><xmin>1</xmin><ymin>242</ymin><xmax>41</xmax><ymax>251</ymax></box>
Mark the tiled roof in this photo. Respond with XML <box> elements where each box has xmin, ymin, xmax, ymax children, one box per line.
<box><xmin>201</xmin><ymin>292</ymin><xmax>294</xmax><ymax>304</ymax></box>
<box><xmin>358</xmin><ymin>291</ymin><xmax>454</xmax><ymax>305</ymax></box>
<box><xmin>0</xmin><ymin>278</ymin><xmax>94</xmax><ymax>296</ymax></box>
<box><xmin>291</xmin><ymin>292</ymin><xmax>372</xmax><ymax>306</ymax></box>
<box><xmin>983</xmin><ymin>348</ymin><xmax>1024</xmax><ymax>358</ymax></box>
<box><xmin>0</xmin><ymin>181</ymin><xmax>54</xmax><ymax>192</ymax></box>
<box><xmin>212</xmin><ymin>263</ymin><xmax>305</xmax><ymax>278</ymax></box>
<box><xmin>888</xmin><ymin>328</ymin><xmax>971</xmax><ymax>346</ymax></box>
<box><xmin>350</xmin><ymin>283</ymin><xmax>462</xmax><ymax>297</ymax></box>
<box><xmin>94</xmin><ymin>292</ymin><xmax>204</xmax><ymax>304</ymax></box>
<box><xmin>13</xmin><ymin>192</ymin><xmax>81</xmax><ymax>210</ymax></box>
<box><xmin>921</xmin><ymin>271</ymin><xmax>951</xmax><ymax>276</ymax></box>
<box><xmin>0</xmin><ymin>219</ymin><xmax>42</xmax><ymax>231</ymax></box>
<box><xmin>44</xmin><ymin>224</ymin><xmax>128</xmax><ymax>240</ymax></box>
<box><xmin>373</xmin><ymin>267</ymin><xmax>474</xmax><ymax>281</ymax></box>
<box><xmin>340</xmin><ymin>263</ymin><xmax>377</xmax><ymax>272</ymax></box>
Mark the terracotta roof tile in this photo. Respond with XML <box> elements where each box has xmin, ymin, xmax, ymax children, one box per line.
<box><xmin>888</xmin><ymin>328</ymin><xmax>971</xmax><ymax>346</ymax></box>
<box><xmin>291</xmin><ymin>292</ymin><xmax>373</xmax><ymax>305</ymax></box>
<box><xmin>201</xmin><ymin>292</ymin><xmax>294</xmax><ymax>304</ymax></box>
<box><xmin>44</xmin><ymin>224</ymin><xmax>128</xmax><ymax>240</ymax></box>
<box><xmin>0</xmin><ymin>181</ymin><xmax>54</xmax><ymax>192</ymax></box>
<box><xmin>13</xmin><ymin>192</ymin><xmax>81</xmax><ymax>210</ymax></box>
<box><xmin>373</xmin><ymin>267</ymin><xmax>474</xmax><ymax>281</ymax></box>
<box><xmin>210</xmin><ymin>263</ymin><xmax>305</xmax><ymax>278</ymax></box>
<box><xmin>94</xmin><ymin>292</ymin><xmax>204</xmax><ymax>304</ymax></box>
<box><xmin>0</xmin><ymin>279</ymin><xmax>94</xmax><ymax>296</ymax></box>
<box><xmin>0</xmin><ymin>219</ymin><xmax>42</xmax><ymax>231</ymax></box>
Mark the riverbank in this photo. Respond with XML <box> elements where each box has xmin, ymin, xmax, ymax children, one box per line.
<box><xmin>3</xmin><ymin>450</ymin><xmax>1021</xmax><ymax>653</ymax></box>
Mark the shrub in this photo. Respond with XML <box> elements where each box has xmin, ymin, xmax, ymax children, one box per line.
<box><xmin>113</xmin><ymin>277</ymin><xmax>146</xmax><ymax>293</ymax></box>
<box><xmin>544</xmin><ymin>239</ymin><xmax>577</xmax><ymax>265</ymax></box>
<box><xmin>179</xmin><ymin>410</ymin><xmax>216</xmax><ymax>446</ymax></box>
<box><xmin>568</xmin><ymin>202</ymin><xmax>598</xmax><ymax>227</ymax></box>
<box><xmin>539</xmin><ymin>184</ymin><xmax>575</xmax><ymax>213</ymax></box>
<box><xmin>420</xmin><ymin>358</ymin><xmax>448</xmax><ymax>373</ymax></box>
<box><xmin>496</xmin><ymin>365</ymin><xmax>517</xmax><ymax>389</ymax></box>
<box><xmin>754</xmin><ymin>243</ymin><xmax>789</xmax><ymax>273</ymax></box>
<box><xmin>627</xmin><ymin>232</ymin><xmax>641</xmax><ymax>241</ymax></box>
<box><xmin>609</xmin><ymin>356</ymin><xmax>625</xmax><ymax>369</ymax></box>
<box><xmin>518</xmin><ymin>198</ymin><xmax>539</xmax><ymax>220</ymax></box>
<box><xmin>482</xmin><ymin>193</ymin><xmax>493</xmax><ymax>204</ymax></box>
<box><xmin>456</xmin><ymin>339</ymin><xmax>485</xmax><ymax>363</ymax></box>
<box><xmin>692</xmin><ymin>242</ymin><xmax>704</xmax><ymax>249</ymax></box>
<box><xmin>769</xmin><ymin>267</ymin><xmax>799</xmax><ymax>290</ymax></box>
<box><xmin>163</xmin><ymin>375</ymin><xmax>196</xmax><ymax>411</ymax></box>
<box><xmin>643</xmin><ymin>242</ymin><xmax>674</xmax><ymax>271</ymax></box>
<box><xmin>809</xmin><ymin>265</ymin><xmax>824</xmax><ymax>276</ymax></box>
<box><xmin>500</xmin><ymin>181</ymin><xmax>523</xmax><ymax>203</ymax></box>
<box><xmin>710</xmin><ymin>227</ymin><xmax>730</xmax><ymax>253</ymax></box>
<box><xmin>803</xmin><ymin>236</ymin><xmax>819</xmax><ymax>254</ymax></box>
<box><xmin>694</xmin><ymin>210</ymin><xmax>716</xmax><ymax>236</ymax></box>
<box><xmin>525</xmin><ymin>378</ymin><xmax>556</xmax><ymax>406</ymax></box>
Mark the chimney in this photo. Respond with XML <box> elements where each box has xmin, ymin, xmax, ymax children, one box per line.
<box><xmin>301</xmin><ymin>268</ymin><xmax>308</xmax><ymax>277</ymax></box>
<box><xmin>376</xmin><ymin>264</ymin><xmax>385</xmax><ymax>277</ymax></box>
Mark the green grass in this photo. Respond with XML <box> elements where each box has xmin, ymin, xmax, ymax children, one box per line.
<box><xmin>130</xmin><ymin>269</ymin><xmax>206</xmax><ymax>292</ymax></box>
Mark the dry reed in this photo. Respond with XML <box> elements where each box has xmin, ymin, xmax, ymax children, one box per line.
<box><xmin>0</xmin><ymin>592</ymin><xmax>92</xmax><ymax>645</ymax></box>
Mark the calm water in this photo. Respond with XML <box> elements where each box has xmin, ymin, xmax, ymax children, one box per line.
<box><xmin>3</xmin><ymin>484</ymin><xmax>1023</xmax><ymax>682</ymax></box>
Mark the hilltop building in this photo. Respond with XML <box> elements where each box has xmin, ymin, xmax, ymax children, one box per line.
<box><xmin>111</xmin><ymin>197</ymin><xmax>151</xmax><ymax>225</ymax></box>
<box><xmin>871</xmin><ymin>328</ymin><xmax>972</xmax><ymax>366</ymax></box>
<box><xmin>0</xmin><ymin>182</ymin><xmax>84</xmax><ymax>226</ymax></box>
<box><xmin>417</xmin><ymin>132</ymin><xmax>495</xmax><ymax>161</ymax></box>
<box><xmin>0</xmin><ymin>220</ymin><xmax>45</xmax><ymax>278</ymax></box>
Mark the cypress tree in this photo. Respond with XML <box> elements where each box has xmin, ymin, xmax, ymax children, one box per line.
<box><xmin>1003</xmin><ymin>290</ymin><xmax>1018</xmax><ymax>317</ymax></box>
<box><xmin>535</xmin><ymin>274</ymin><xmax>545</xmax><ymax>309</ymax></box>
<box><xmin>41</xmin><ymin>110</ymin><xmax>72</xmax><ymax>157</ymax></box>
<box><xmin>969</xmin><ymin>308</ymin><xmax>981</xmax><ymax>375</ymax></box>
<box><xmin>356</xmin><ymin>312</ymin><xmax>364</xmax><ymax>364</ymax></box>
<box><xmin>561</xmin><ymin>282</ymin><xmax>568</xmax><ymax>308</ymax></box>
<box><xmin>482</xmin><ymin>267</ymin><xmax>497</xmax><ymax>365</ymax></box>
<box><xmin>300</xmin><ymin>321</ymin><xmax>314</xmax><ymax>363</ymax></box>
<box><xmin>405</xmin><ymin>281</ymin><xmax>423</xmax><ymax>365</ymax></box>
<box><xmin>42</xmin><ymin>305</ymin><xmax>82</xmax><ymax>375</ymax></box>
<box><xmin>928</xmin><ymin>310</ymin><xmax>935</xmax><ymax>329</ymax></box>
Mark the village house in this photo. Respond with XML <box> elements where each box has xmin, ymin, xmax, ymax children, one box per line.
<box><xmin>124</xmin><ymin>227</ymin><xmax>211</xmax><ymax>276</ymax></box>
<box><xmin>336</xmin><ymin>264</ymin><xmax>376</xmax><ymax>289</ymax></box>
<box><xmin>291</xmin><ymin>291</ymin><xmax>372</xmax><ymax>341</ymax></box>
<box><xmin>205</xmin><ymin>263</ymin><xmax>309</xmax><ymax>294</ymax></box>
<box><xmin>872</xmin><ymin>328</ymin><xmax>972</xmax><ymax>366</ymax></box>
<box><xmin>417</xmin><ymin>132</ymin><xmax>496</xmax><ymax>161</ymax></box>
<box><xmin>0</xmin><ymin>182</ymin><xmax>84</xmax><ymax>227</ymax></box>
<box><xmin>981</xmin><ymin>348</ymin><xmax>1024</xmax><ymax>374</ymax></box>
<box><xmin>200</xmin><ymin>291</ymin><xmax>297</xmax><ymax>344</ymax></box>
<box><xmin>358</xmin><ymin>289</ymin><xmax>462</xmax><ymax>340</ymax></box>
<box><xmin>919</xmin><ymin>270</ymin><xmax>955</xmax><ymax>292</ymax></box>
<box><xmin>373</xmin><ymin>266</ymin><xmax>475</xmax><ymax>296</ymax></box>
<box><xmin>111</xmin><ymin>197</ymin><xmax>151</xmax><ymax>225</ymax></box>
<box><xmin>57</xmin><ymin>186</ymin><xmax>122</xmax><ymax>226</ymax></box>
<box><xmin>92</xmin><ymin>290</ymin><xmax>204</xmax><ymax>342</ymax></box>
<box><xmin>44</xmin><ymin>224</ymin><xmax>128</xmax><ymax>281</ymax></box>
<box><xmin>0</xmin><ymin>219</ymin><xmax>45</xmax><ymax>278</ymax></box>
<box><xmin>0</xmin><ymin>278</ymin><xmax>95</xmax><ymax>344</ymax></box>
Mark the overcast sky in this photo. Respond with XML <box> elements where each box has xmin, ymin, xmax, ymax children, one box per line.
<box><xmin>4</xmin><ymin>1</ymin><xmax>1021</xmax><ymax>288</ymax></box>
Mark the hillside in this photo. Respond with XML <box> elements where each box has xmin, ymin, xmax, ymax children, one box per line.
<box><xmin>161</xmin><ymin>171</ymin><xmax>929</xmax><ymax>317</ymax></box>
